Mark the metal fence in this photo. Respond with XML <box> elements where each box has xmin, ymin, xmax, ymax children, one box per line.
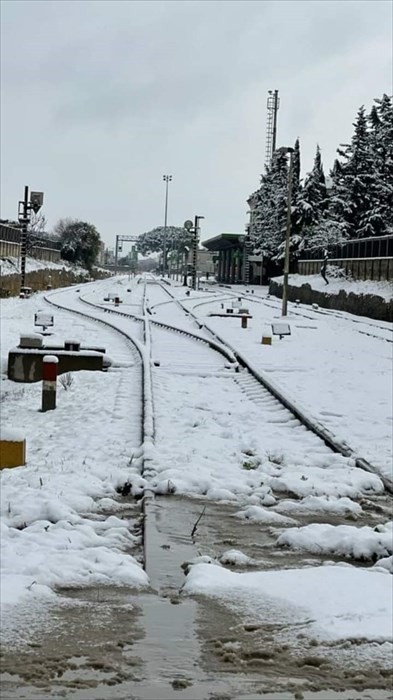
<box><xmin>300</xmin><ymin>234</ymin><xmax>393</xmax><ymax>261</ymax></box>
<box><xmin>0</xmin><ymin>224</ymin><xmax>62</xmax><ymax>251</ymax></box>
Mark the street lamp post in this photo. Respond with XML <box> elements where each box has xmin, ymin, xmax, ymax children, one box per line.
<box><xmin>162</xmin><ymin>175</ymin><xmax>172</xmax><ymax>276</ymax></box>
<box><xmin>275</xmin><ymin>147</ymin><xmax>294</xmax><ymax>317</ymax></box>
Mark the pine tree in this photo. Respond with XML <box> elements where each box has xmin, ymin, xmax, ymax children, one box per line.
<box><xmin>331</xmin><ymin>106</ymin><xmax>376</xmax><ymax>238</ymax></box>
<box><xmin>368</xmin><ymin>94</ymin><xmax>393</xmax><ymax>235</ymax></box>
<box><xmin>250</xmin><ymin>150</ymin><xmax>290</xmax><ymax>259</ymax></box>
<box><xmin>296</xmin><ymin>145</ymin><xmax>330</xmax><ymax>250</ymax></box>
<box><xmin>292</xmin><ymin>138</ymin><xmax>301</xmax><ymax>201</ymax></box>
<box><xmin>290</xmin><ymin>138</ymin><xmax>304</xmax><ymax>241</ymax></box>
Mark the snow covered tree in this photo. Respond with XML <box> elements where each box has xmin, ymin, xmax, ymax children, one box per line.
<box><xmin>56</xmin><ymin>220</ymin><xmax>101</xmax><ymax>270</ymax></box>
<box><xmin>28</xmin><ymin>211</ymin><xmax>47</xmax><ymax>235</ymax></box>
<box><xmin>367</xmin><ymin>94</ymin><xmax>393</xmax><ymax>235</ymax></box>
<box><xmin>330</xmin><ymin>106</ymin><xmax>378</xmax><ymax>238</ymax></box>
<box><xmin>291</xmin><ymin>138</ymin><xmax>301</xmax><ymax>202</ymax></box>
<box><xmin>136</xmin><ymin>226</ymin><xmax>194</xmax><ymax>256</ymax></box>
<box><xmin>250</xmin><ymin>149</ymin><xmax>290</xmax><ymax>259</ymax></box>
<box><xmin>302</xmin><ymin>146</ymin><xmax>327</xmax><ymax>223</ymax></box>
<box><xmin>289</xmin><ymin>138</ymin><xmax>304</xmax><ymax>241</ymax></box>
<box><xmin>248</xmin><ymin>94</ymin><xmax>392</xmax><ymax>263</ymax></box>
<box><xmin>296</xmin><ymin>145</ymin><xmax>333</xmax><ymax>251</ymax></box>
<box><xmin>52</xmin><ymin>217</ymin><xmax>75</xmax><ymax>240</ymax></box>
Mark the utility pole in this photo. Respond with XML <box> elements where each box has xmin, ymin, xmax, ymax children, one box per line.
<box><xmin>163</xmin><ymin>175</ymin><xmax>172</xmax><ymax>276</ymax></box>
<box><xmin>115</xmin><ymin>235</ymin><xmax>119</xmax><ymax>274</ymax></box>
<box><xmin>276</xmin><ymin>147</ymin><xmax>294</xmax><ymax>317</ymax></box>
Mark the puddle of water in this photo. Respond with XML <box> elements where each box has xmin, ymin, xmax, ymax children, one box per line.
<box><xmin>132</xmin><ymin>496</ymin><xmax>213</xmax><ymax>697</ymax></box>
<box><xmin>2</xmin><ymin>496</ymin><xmax>392</xmax><ymax>700</ymax></box>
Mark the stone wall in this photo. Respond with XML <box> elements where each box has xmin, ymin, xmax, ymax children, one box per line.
<box><xmin>269</xmin><ymin>280</ymin><xmax>392</xmax><ymax>322</ymax></box>
<box><xmin>0</xmin><ymin>267</ymin><xmax>110</xmax><ymax>297</ymax></box>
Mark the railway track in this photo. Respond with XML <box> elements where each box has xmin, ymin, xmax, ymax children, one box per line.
<box><xmin>45</xmin><ymin>277</ymin><xmax>392</xmax><ymax>510</ymax></box>
<box><xmin>153</xmin><ymin>281</ymin><xmax>393</xmax><ymax>493</ymax></box>
<box><xmin>218</xmin><ymin>286</ymin><xmax>393</xmax><ymax>344</ymax></box>
<box><xmin>2</xmin><ymin>276</ymin><xmax>392</xmax><ymax>699</ymax></box>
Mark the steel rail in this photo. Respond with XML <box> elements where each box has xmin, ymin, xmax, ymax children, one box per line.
<box><xmin>43</xmin><ymin>290</ymin><xmax>155</xmax><ymax>460</ymax></box>
<box><xmin>78</xmin><ymin>294</ymin><xmax>239</xmax><ymax>368</ymax></box>
<box><xmin>157</xmin><ymin>283</ymin><xmax>393</xmax><ymax>494</ymax></box>
<box><xmin>44</xmin><ymin>288</ymin><xmax>157</xmax><ymax>570</ymax></box>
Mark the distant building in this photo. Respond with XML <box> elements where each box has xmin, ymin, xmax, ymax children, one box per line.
<box><xmin>198</xmin><ymin>249</ymin><xmax>216</xmax><ymax>276</ymax></box>
<box><xmin>97</xmin><ymin>241</ymin><xmax>106</xmax><ymax>266</ymax></box>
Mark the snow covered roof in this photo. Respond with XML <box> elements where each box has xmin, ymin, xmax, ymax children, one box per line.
<box><xmin>202</xmin><ymin>233</ymin><xmax>245</xmax><ymax>251</ymax></box>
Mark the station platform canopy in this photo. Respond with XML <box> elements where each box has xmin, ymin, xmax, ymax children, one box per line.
<box><xmin>202</xmin><ymin>233</ymin><xmax>245</xmax><ymax>251</ymax></box>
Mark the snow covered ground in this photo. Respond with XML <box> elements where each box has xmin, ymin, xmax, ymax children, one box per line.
<box><xmin>183</xmin><ymin>563</ymin><xmax>392</xmax><ymax>645</ymax></box>
<box><xmin>273</xmin><ymin>272</ymin><xmax>393</xmax><ymax>301</ymax></box>
<box><xmin>174</xmin><ymin>282</ymin><xmax>393</xmax><ymax>483</ymax></box>
<box><xmin>1</xmin><ymin>275</ymin><xmax>392</xmax><ymax>664</ymax></box>
<box><xmin>0</xmin><ymin>255</ymin><xmax>89</xmax><ymax>277</ymax></box>
<box><xmin>1</xmin><ymin>290</ymin><xmax>148</xmax><ymax>619</ymax></box>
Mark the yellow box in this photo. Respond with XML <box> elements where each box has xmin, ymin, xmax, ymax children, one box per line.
<box><xmin>261</xmin><ymin>336</ymin><xmax>272</xmax><ymax>345</ymax></box>
<box><xmin>0</xmin><ymin>440</ymin><xmax>26</xmax><ymax>469</ymax></box>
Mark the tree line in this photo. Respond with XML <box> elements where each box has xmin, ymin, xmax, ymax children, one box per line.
<box><xmin>0</xmin><ymin>215</ymin><xmax>102</xmax><ymax>272</ymax></box>
<box><xmin>249</xmin><ymin>93</ymin><xmax>393</xmax><ymax>262</ymax></box>
<box><xmin>3</xmin><ymin>93</ymin><xmax>390</xmax><ymax>271</ymax></box>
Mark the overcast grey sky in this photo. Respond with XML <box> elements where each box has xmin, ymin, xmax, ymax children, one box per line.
<box><xmin>1</xmin><ymin>0</ymin><xmax>391</xmax><ymax>248</ymax></box>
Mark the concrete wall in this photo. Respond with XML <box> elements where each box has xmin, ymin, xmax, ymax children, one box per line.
<box><xmin>269</xmin><ymin>280</ymin><xmax>392</xmax><ymax>322</ymax></box>
<box><xmin>8</xmin><ymin>349</ymin><xmax>105</xmax><ymax>383</ymax></box>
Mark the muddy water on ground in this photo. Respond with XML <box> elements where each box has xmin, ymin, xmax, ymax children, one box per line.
<box><xmin>1</xmin><ymin>495</ymin><xmax>392</xmax><ymax>699</ymax></box>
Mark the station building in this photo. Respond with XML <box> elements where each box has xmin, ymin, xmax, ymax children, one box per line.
<box><xmin>202</xmin><ymin>233</ymin><xmax>275</xmax><ymax>285</ymax></box>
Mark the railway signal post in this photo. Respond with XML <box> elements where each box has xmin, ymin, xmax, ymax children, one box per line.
<box><xmin>184</xmin><ymin>216</ymin><xmax>204</xmax><ymax>290</ymax></box>
<box><xmin>18</xmin><ymin>186</ymin><xmax>44</xmax><ymax>294</ymax></box>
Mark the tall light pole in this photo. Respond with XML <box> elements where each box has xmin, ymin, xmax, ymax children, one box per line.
<box><xmin>162</xmin><ymin>175</ymin><xmax>172</xmax><ymax>276</ymax></box>
<box><xmin>275</xmin><ymin>147</ymin><xmax>294</xmax><ymax>316</ymax></box>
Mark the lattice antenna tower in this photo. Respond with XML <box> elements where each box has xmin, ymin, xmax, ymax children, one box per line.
<box><xmin>265</xmin><ymin>90</ymin><xmax>280</xmax><ymax>167</ymax></box>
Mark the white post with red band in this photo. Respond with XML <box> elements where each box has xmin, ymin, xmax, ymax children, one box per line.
<box><xmin>42</xmin><ymin>355</ymin><xmax>59</xmax><ymax>412</ymax></box>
